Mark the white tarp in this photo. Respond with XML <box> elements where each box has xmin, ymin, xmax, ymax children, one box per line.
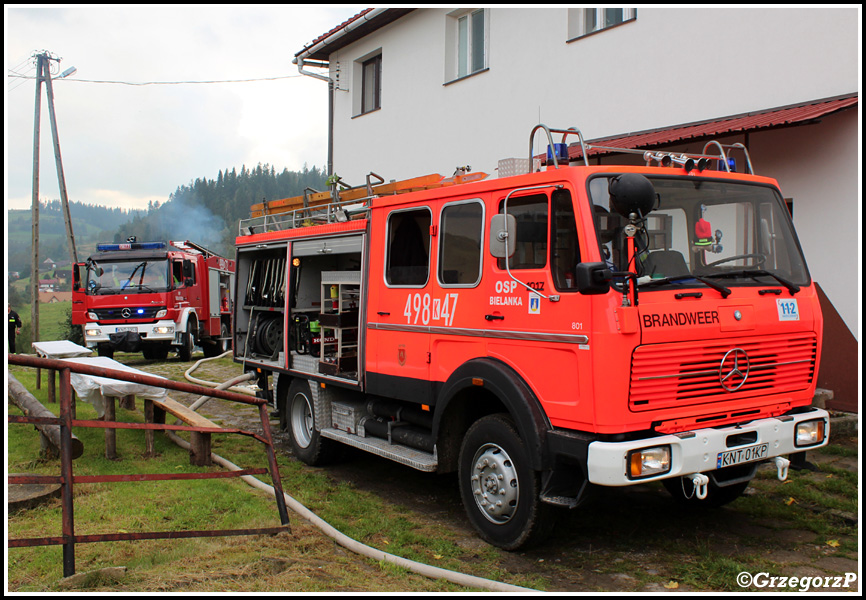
<box><xmin>61</xmin><ymin>356</ymin><xmax>168</xmax><ymax>417</ymax></box>
<box><xmin>32</xmin><ymin>340</ymin><xmax>93</xmax><ymax>359</ymax></box>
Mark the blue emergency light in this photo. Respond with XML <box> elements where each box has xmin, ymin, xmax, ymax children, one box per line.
<box><xmin>547</xmin><ymin>143</ymin><xmax>569</xmax><ymax>164</ymax></box>
<box><xmin>718</xmin><ymin>157</ymin><xmax>737</xmax><ymax>172</ymax></box>
<box><xmin>97</xmin><ymin>241</ymin><xmax>166</xmax><ymax>251</ymax></box>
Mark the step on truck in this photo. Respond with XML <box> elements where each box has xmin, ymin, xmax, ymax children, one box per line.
<box><xmin>233</xmin><ymin>125</ymin><xmax>828</xmax><ymax>549</ymax></box>
<box><xmin>73</xmin><ymin>239</ymin><xmax>235</xmax><ymax>361</ymax></box>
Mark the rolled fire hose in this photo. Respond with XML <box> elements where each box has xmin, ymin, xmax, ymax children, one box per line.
<box><xmin>177</xmin><ymin>352</ymin><xmax>534</xmax><ymax>592</ymax></box>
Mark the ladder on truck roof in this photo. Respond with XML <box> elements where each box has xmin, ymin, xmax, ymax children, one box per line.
<box><xmin>170</xmin><ymin>240</ymin><xmax>221</xmax><ymax>258</ymax></box>
<box><xmin>239</xmin><ymin>170</ymin><xmax>488</xmax><ymax>236</ymax></box>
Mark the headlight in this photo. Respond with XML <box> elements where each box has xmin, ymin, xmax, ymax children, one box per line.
<box><xmin>85</xmin><ymin>328</ymin><xmax>100</xmax><ymax>337</ymax></box>
<box><xmin>87</xmin><ymin>312</ymin><xmax>98</xmax><ymax>320</ymax></box>
<box><xmin>795</xmin><ymin>419</ymin><xmax>826</xmax><ymax>447</ymax></box>
<box><xmin>154</xmin><ymin>326</ymin><xmax>173</xmax><ymax>334</ymax></box>
<box><xmin>628</xmin><ymin>445</ymin><xmax>671</xmax><ymax>479</ymax></box>
<box><xmin>155</xmin><ymin>309</ymin><xmax>167</xmax><ymax>318</ymax></box>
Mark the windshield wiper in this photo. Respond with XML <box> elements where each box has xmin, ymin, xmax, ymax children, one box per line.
<box><xmin>640</xmin><ymin>274</ymin><xmax>731</xmax><ymax>298</ymax></box>
<box><xmin>700</xmin><ymin>269</ymin><xmax>800</xmax><ymax>295</ymax></box>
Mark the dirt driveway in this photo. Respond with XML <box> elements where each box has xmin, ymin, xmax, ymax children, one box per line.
<box><xmin>140</xmin><ymin>354</ymin><xmax>859</xmax><ymax>593</ymax></box>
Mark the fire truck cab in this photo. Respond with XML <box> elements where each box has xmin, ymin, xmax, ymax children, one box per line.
<box><xmin>234</xmin><ymin>126</ymin><xmax>828</xmax><ymax>549</ymax></box>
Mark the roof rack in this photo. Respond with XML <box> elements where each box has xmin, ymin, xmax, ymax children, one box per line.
<box><xmin>529</xmin><ymin>123</ymin><xmax>756</xmax><ymax>175</ymax></box>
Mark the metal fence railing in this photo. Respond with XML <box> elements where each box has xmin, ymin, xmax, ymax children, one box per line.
<box><xmin>7</xmin><ymin>353</ymin><xmax>290</xmax><ymax>578</ymax></box>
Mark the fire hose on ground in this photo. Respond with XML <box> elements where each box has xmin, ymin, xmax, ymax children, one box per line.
<box><xmin>175</xmin><ymin>351</ymin><xmax>534</xmax><ymax>593</ymax></box>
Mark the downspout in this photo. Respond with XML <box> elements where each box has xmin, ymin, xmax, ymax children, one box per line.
<box><xmin>293</xmin><ymin>8</ymin><xmax>390</xmax><ymax>177</ymax></box>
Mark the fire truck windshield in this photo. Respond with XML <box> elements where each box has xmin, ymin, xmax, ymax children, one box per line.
<box><xmin>589</xmin><ymin>176</ymin><xmax>810</xmax><ymax>291</ymax></box>
<box><xmin>87</xmin><ymin>259</ymin><xmax>170</xmax><ymax>294</ymax></box>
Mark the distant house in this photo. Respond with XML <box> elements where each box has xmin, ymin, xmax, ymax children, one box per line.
<box><xmin>38</xmin><ymin>291</ymin><xmax>72</xmax><ymax>304</ymax></box>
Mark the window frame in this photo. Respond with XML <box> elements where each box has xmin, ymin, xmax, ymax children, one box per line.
<box><xmin>360</xmin><ymin>53</ymin><xmax>382</xmax><ymax>115</ymax></box>
<box><xmin>496</xmin><ymin>192</ymin><xmax>549</xmax><ymax>272</ymax></box>
<box><xmin>384</xmin><ymin>206</ymin><xmax>432</xmax><ymax>288</ymax></box>
<box><xmin>567</xmin><ymin>7</ymin><xmax>636</xmax><ymax>42</ymax></box>
<box><xmin>437</xmin><ymin>198</ymin><xmax>485</xmax><ymax>288</ymax></box>
<box><xmin>445</xmin><ymin>8</ymin><xmax>489</xmax><ymax>84</ymax></box>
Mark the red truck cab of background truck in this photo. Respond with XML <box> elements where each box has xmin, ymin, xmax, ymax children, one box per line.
<box><xmin>72</xmin><ymin>239</ymin><xmax>235</xmax><ymax>361</ymax></box>
<box><xmin>233</xmin><ymin>126</ymin><xmax>828</xmax><ymax>550</ymax></box>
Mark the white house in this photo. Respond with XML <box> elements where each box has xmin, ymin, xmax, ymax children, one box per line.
<box><xmin>293</xmin><ymin>7</ymin><xmax>860</xmax><ymax>410</ymax></box>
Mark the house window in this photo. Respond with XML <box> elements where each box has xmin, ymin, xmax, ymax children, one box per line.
<box><xmin>568</xmin><ymin>8</ymin><xmax>636</xmax><ymax>40</ymax></box>
<box><xmin>446</xmin><ymin>9</ymin><xmax>488</xmax><ymax>82</ymax></box>
<box><xmin>361</xmin><ymin>54</ymin><xmax>381</xmax><ymax>114</ymax></box>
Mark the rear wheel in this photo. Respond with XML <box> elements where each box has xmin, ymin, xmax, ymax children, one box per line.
<box><xmin>458</xmin><ymin>414</ymin><xmax>556</xmax><ymax>550</ymax></box>
<box><xmin>284</xmin><ymin>379</ymin><xmax>338</xmax><ymax>465</ymax></box>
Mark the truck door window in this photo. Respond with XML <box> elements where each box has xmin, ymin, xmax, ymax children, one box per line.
<box><xmin>386</xmin><ymin>208</ymin><xmax>431</xmax><ymax>286</ymax></box>
<box><xmin>551</xmin><ymin>189</ymin><xmax>581</xmax><ymax>291</ymax></box>
<box><xmin>172</xmin><ymin>261</ymin><xmax>185</xmax><ymax>287</ymax></box>
<box><xmin>439</xmin><ymin>200</ymin><xmax>484</xmax><ymax>286</ymax></box>
<box><xmin>497</xmin><ymin>193</ymin><xmax>548</xmax><ymax>270</ymax></box>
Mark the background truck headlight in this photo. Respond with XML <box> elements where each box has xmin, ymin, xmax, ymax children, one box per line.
<box><xmin>795</xmin><ymin>419</ymin><xmax>826</xmax><ymax>447</ymax></box>
<box><xmin>628</xmin><ymin>446</ymin><xmax>671</xmax><ymax>479</ymax></box>
<box><xmin>85</xmin><ymin>328</ymin><xmax>100</xmax><ymax>337</ymax></box>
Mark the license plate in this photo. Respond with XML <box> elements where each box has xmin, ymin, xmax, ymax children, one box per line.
<box><xmin>717</xmin><ymin>443</ymin><xmax>769</xmax><ymax>468</ymax></box>
<box><xmin>116</xmin><ymin>326</ymin><xmax>138</xmax><ymax>333</ymax></box>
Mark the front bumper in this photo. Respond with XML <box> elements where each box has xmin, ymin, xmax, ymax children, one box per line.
<box><xmin>587</xmin><ymin>408</ymin><xmax>829</xmax><ymax>486</ymax></box>
<box><xmin>84</xmin><ymin>320</ymin><xmax>176</xmax><ymax>346</ymax></box>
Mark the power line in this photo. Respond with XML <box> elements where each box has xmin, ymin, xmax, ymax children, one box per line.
<box><xmin>7</xmin><ymin>73</ymin><xmax>305</xmax><ymax>86</ymax></box>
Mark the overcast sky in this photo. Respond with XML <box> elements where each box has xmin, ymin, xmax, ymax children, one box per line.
<box><xmin>5</xmin><ymin>5</ymin><xmax>364</xmax><ymax>212</ymax></box>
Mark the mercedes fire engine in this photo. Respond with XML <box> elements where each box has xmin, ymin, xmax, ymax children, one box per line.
<box><xmin>73</xmin><ymin>239</ymin><xmax>235</xmax><ymax>361</ymax></box>
<box><xmin>233</xmin><ymin>125</ymin><xmax>828</xmax><ymax>549</ymax></box>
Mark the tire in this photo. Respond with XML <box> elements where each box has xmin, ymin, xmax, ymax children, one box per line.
<box><xmin>458</xmin><ymin>414</ymin><xmax>556</xmax><ymax>550</ymax></box>
<box><xmin>662</xmin><ymin>467</ymin><xmax>753</xmax><ymax>508</ymax></box>
<box><xmin>203</xmin><ymin>323</ymin><xmax>231</xmax><ymax>358</ymax></box>
<box><xmin>178</xmin><ymin>319</ymin><xmax>195</xmax><ymax>362</ymax></box>
<box><xmin>284</xmin><ymin>379</ymin><xmax>338</xmax><ymax>465</ymax></box>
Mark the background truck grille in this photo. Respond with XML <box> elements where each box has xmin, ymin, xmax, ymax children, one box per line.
<box><xmin>92</xmin><ymin>307</ymin><xmax>164</xmax><ymax>321</ymax></box>
<box><xmin>629</xmin><ymin>333</ymin><xmax>817</xmax><ymax>412</ymax></box>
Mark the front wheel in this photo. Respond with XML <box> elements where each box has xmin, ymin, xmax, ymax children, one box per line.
<box><xmin>178</xmin><ymin>320</ymin><xmax>195</xmax><ymax>361</ymax></box>
<box><xmin>458</xmin><ymin>414</ymin><xmax>556</xmax><ymax>550</ymax></box>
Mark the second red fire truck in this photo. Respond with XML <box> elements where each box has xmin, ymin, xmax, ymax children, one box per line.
<box><xmin>73</xmin><ymin>239</ymin><xmax>234</xmax><ymax>361</ymax></box>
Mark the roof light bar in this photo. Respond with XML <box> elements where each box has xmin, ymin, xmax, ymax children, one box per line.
<box><xmin>97</xmin><ymin>241</ymin><xmax>166</xmax><ymax>251</ymax></box>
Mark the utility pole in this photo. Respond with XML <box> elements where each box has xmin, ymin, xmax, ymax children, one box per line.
<box><xmin>30</xmin><ymin>50</ymin><xmax>78</xmax><ymax>344</ymax></box>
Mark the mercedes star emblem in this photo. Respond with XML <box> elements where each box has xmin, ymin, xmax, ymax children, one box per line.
<box><xmin>121</xmin><ymin>307</ymin><xmax>132</xmax><ymax>318</ymax></box>
<box><xmin>719</xmin><ymin>348</ymin><xmax>749</xmax><ymax>392</ymax></box>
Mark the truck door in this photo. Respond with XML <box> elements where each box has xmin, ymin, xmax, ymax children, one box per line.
<box><xmin>71</xmin><ymin>262</ymin><xmax>87</xmax><ymax>325</ymax></box>
<box><xmin>368</xmin><ymin>206</ymin><xmax>434</xmax><ymax>403</ymax></box>
<box><xmin>486</xmin><ymin>185</ymin><xmax>595</xmax><ymax>429</ymax></box>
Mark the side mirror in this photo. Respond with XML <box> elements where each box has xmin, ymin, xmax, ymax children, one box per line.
<box><xmin>575</xmin><ymin>262</ymin><xmax>612</xmax><ymax>295</ymax></box>
<box><xmin>489</xmin><ymin>214</ymin><xmax>517</xmax><ymax>258</ymax></box>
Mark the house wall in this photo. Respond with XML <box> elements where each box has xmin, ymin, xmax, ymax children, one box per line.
<box><xmin>328</xmin><ymin>7</ymin><xmax>858</xmax><ymax>182</ymax></box>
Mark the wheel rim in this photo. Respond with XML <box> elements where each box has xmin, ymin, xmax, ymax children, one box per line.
<box><xmin>290</xmin><ymin>393</ymin><xmax>314</xmax><ymax>449</ymax></box>
<box><xmin>469</xmin><ymin>442</ymin><xmax>519</xmax><ymax>524</ymax></box>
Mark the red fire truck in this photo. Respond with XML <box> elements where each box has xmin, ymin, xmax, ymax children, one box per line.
<box><xmin>73</xmin><ymin>239</ymin><xmax>234</xmax><ymax>361</ymax></box>
<box><xmin>233</xmin><ymin>126</ymin><xmax>828</xmax><ymax>549</ymax></box>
